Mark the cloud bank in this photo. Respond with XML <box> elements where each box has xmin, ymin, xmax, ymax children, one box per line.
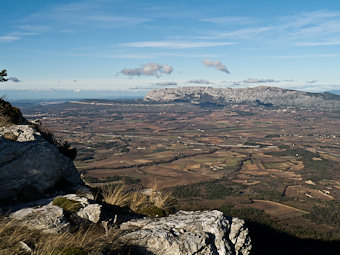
<box><xmin>153</xmin><ymin>81</ymin><xmax>178</xmax><ymax>86</ymax></box>
<box><xmin>243</xmin><ymin>78</ymin><xmax>278</xmax><ymax>83</ymax></box>
<box><xmin>121</xmin><ymin>62</ymin><xmax>173</xmax><ymax>77</ymax></box>
<box><xmin>202</xmin><ymin>59</ymin><xmax>230</xmax><ymax>74</ymax></box>
<box><xmin>187</xmin><ymin>79</ymin><xmax>212</xmax><ymax>84</ymax></box>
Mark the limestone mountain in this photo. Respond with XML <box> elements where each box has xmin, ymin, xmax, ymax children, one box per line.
<box><xmin>144</xmin><ymin>86</ymin><xmax>340</xmax><ymax>111</ymax></box>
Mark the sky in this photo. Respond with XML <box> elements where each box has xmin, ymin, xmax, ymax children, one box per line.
<box><xmin>1</xmin><ymin>0</ymin><xmax>340</xmax><ymax>99</ymax></box>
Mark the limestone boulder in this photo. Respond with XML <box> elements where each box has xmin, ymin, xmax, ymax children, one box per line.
<box><xmin>120</xmin><ymin>210</ymin><xmax>252</xmax><ymax>255</ymax></box>
<box><xmin>0</xmin><ymin>125</ymin><xmax>82</xmax><ymax>203</ymax></box>
<box><xmin>9</xmin><ymin>194</ymin><xmax>102</xmax><ymax>233</ymax></box>
<box><xmin>10</xmin><ymin>203</ymin><xmax>69</xmax><ymax>234</ymax></box>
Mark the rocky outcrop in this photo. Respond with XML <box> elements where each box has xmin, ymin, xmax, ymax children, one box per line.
<box><xmin>10</xmin><ymin>203</ymin><xmax>70</xmax><ymax>234</ymax></box>
<box><xmin>9</xmin><ymin>194</ymin><xmax>102</xmax><ymax>233</ymax></box>
<box><xmin>144</xmin><ymin>86</ymin><xmax>340</xmax><ymax>110</ymax></box>
<box><xmin>10</xmin><ymin>199</ymin><xmax>252</xmax><ymax>254</ymax></box>
<box><xmin>120</xmin><ymin>210</ymin><xmax>252</xmax><ymax>255</ymax></box>
<box><xmin>0</xmin><ymin>124</ymin><xmax>82</xmax><ymax>203</ymax></box>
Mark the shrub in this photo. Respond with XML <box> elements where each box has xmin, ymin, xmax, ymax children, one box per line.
<box><xmin>0</xmin><ymin>98</ymin><xmax>27</xmax><ymax>126</ymax></box>
<box><xmin>136</xmin><ymin>205</ymin><xmax>166</xmax><ymax>217</ymax></box>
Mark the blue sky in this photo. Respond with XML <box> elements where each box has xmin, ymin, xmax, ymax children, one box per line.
<box><xmin>1</xmin><ymin>0</ymin><xmax>340</xmax><ymax>97</ymax></box>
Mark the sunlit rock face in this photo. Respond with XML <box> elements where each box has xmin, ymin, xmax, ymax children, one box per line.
<box><xmin>120</xmin><ymin>210</ymin><xmax>252</xmax><ymax>255</ymax></box>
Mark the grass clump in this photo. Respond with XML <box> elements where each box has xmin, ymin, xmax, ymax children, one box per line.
<box><xmin>0</xmin><ymin>216</ymin><xmax>123</xmax><ymax>254</ymax></box>
<box><xmin>101</xmin><ymin>185</ymin><xmax>132</xmax><ymax>208</ymax></box>
<box><xmin>101</xmin><ymin>182</ymin><xmax>176</xmax><ymax>217</ymax></box>
<box><xmin>148</xmin><ymin>182</ymin><xmax>176</xmax><ymax>214</ymax></box>
<box><xmin>52</xmin><ymin>197</ymin><xmax>82</xmax><ymax>213</ymax></box>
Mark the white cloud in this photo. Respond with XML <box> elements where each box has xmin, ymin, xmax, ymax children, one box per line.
<box><xmin>295</xmin><ymin>41</ymin><xmax>340</xmax><ymax>46</ymax></box>
<box><xmin>202</xmin><ymin>59</ymin><xmax>230</xmax><ymax>74</ymax></box>
<box><xmin>205</xmin><ymin>27</ymin><xmax>273</xmax><ymax>40</ymax></box>
<box><xmin>121</xmin><ymin>62</ymin><xmax>173</xmax><ymax>77</ymax></box>
<box><xmin>198</xmin><ymin>10</ymin><xmax>340</xmax><ymax>46</ymax></box>
<box><xmin>243</xmin><ymin>78</ymin><xmax>278</xmax><ymax>83</ymax></box>
<box><xmin>152</xmin><ymin>81</ymin><xmax>178</xmax><ymax>86</ymax></box>
<box><xmin>260</xmin><ymin>54</ymin><xmax>340</xmax><ymax>59</ymax></box>
<box><xmin>129</xmin><ymin>86</ymin><xmax>155</xmax><ymax>90</ymax></box>
<box><xmin>202</xmin><ymin>16</ymin><xmax>255</xmax><ymax>25</ymax></box>
<box><xmin>276</xmin><ymin>10</ymin><xmax>340</xmax><ymax>42</ymax></box>
<box><xmin>21</xmin><ymin>1</ymin><xmax>151</xmax><ymax>30</ymax></box>
<box><xmin>187</xmin><ymin>79</ymin><xmax>212</xmax><ymax>84</ymax></box>
<box><xmin>0</xmin><ymin>35</ymin><xmax>20</xmax><ymax>42</ymax></box>
<box><xmin>306</xmin><ymin>80</ymin><xmax>317</xmax><ymax>84</ymax></box>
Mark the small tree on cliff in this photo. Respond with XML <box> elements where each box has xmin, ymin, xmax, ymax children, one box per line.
<box><xmin>0</xmin><ymin>69</ymin><xmax>8</xmax><ymax>82</ymax></box>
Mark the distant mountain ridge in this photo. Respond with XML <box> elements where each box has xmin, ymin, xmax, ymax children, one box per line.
<box><xmin>328</xmin><ymin>90</ymin><xmax>340</xmax><ymax>95</ymax></box>
<box><xmin>144</xmin><ymin>86</ymin><xmax>340</xmax><ymax>110</ymax></box>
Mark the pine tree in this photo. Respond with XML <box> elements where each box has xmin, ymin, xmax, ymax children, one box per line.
<box><xmin>0</xmin><ymin>69</ymin><xmax>8</xmax><ymax>82</ymax></box>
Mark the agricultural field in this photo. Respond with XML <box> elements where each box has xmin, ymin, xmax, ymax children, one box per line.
<box><xmin>18</xmin><ymin>99</ymin><xmax>340</xmax><ymax>241</ymax></box>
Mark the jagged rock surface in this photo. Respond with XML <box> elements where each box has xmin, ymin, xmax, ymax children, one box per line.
<box><xmin>9</xmin><ymin>194</ymin><xmax>101</xmax><ymax>233</ymax></box>
<box><xmin>9</xmin><ymin>198</ymin><xmax>252</xmax><ymax>254</ymax></box>
<box><xmin>120</xmin><ymin>210</ymin><xmax>251</xmax><ymax>255</ymax></box>
<box><xmin>144</xmin><ymin>86</ymin><xmax>340</xmax><ymax>110</ymax></box>
<box><xmin>0</xmin><ymin>125</ymin><xmax>82</xmax><ymax>203</ymax></box>
<box><xmin>10</xmin><ymin>203</ymin><xmax>69</xmax><ymax>234</ymax></box>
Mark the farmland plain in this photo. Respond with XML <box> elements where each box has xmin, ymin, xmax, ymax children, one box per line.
<box><xmin>18</xmin><ymin>99</ymin><xmax>340</xmax><ymax>243</ymax></box>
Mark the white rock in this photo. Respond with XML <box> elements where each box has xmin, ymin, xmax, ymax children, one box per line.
<box><xmin>77</xmin><ymin>204</ymin><xmax>102</xmax><ymax>223</ymax></box>
<box><xmin>10</xmin><ymin>204</ymin><xmax>69</xmax><ymax>234</ymax></box>
<box><xmin>62</xmin><ymin>194</ymin><xmax>102</xmax><ymax>223</ymax></box>
<box><xmin>9</xmin><ymin>194</ymin><xmax>103</xmax><ymax>232</ymax></box>
<box><xmin>120</xmin><ymin>210</ymin><xmax>251</xmax><ymax>255</ymax></box>
<box><xmin>0</xmin><ymin>125</ymin><xmax>37</xmax><ymax>142</ymax></box>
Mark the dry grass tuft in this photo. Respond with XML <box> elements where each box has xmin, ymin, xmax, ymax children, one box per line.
<box><xmin>0</xmin><ymin>216</ymin><xmax>122</xmax><ymax>254</ymax></box>
<box><xmin>149</xmin><ymin>182</ymin><xmax>177</xmax><ymax>211</ymax></box>
<box><xmin>101</xmin><ymin>185</ymin><xmax>131</xmax><ymax>207</ymax></box>
<box><xmin>101</xmin><ymin>182</ymin><xmax>176</xmax><ymax>216</ymax></box>
<box><xmin>129</xmin><ymin>190</ymin><xmax>149</xmax><ymax>212</ymax></box>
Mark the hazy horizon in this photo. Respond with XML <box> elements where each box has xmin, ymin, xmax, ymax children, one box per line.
<box><xmin>2</xmin><ymin>86</ymin><xmax>340</xmax><ymax>101</ymax></box>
